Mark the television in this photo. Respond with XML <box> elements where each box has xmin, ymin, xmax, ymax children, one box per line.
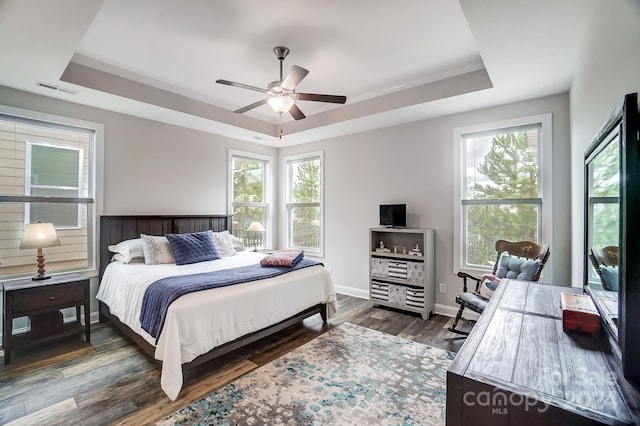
<box><xmin>380</xmin><ymin>204</ymin><xmax>406</xmax><ymax>228</ymax></box>
<box><xmin>584</xmin><ymin>92</ymin><xmax>640</xmax><ymax>382</ymax></box>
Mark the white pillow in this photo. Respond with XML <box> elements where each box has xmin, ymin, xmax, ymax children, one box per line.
<box><xmin>140</xmin><ymin>234</ymin><xmax>176</xmax><ymax>264</ymax></box>
<box><xmin>108</xmin><ymin>238</ymin><xmax>144</xmax><ymax>263</ymax></box>
<box><xmin>212</xmin><ymin>230</ymin><xmax>236</xmax><ymax>257</ymax></box>
<box><xmin>111</xmin><ymin>253</ymin><xmax>145</xmax><ymax>263</ymax></box>
<box><xmin>227</xmin><ymin>233</ymin><xmax>246</xmax><ymax>252</ymax></box>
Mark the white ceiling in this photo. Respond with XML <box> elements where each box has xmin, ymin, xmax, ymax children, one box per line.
<box><xmin>0</xmin><ymin>0</ymin><xmax>596</xmax><ymax>147</ymax></box>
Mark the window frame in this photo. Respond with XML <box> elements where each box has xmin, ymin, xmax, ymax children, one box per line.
<box><xmin>0</xmin><ymin>104</ymin><xmax>104</xmax><ymax>279</ymax></box>
<box><xmin>282</xmin><ymin>150</ymin><xmax>324</xmax><ymax>257</ymax></box>
<box><xmin>453</xmin><ymin>113</ymin><xmax>553</xmax><ymax>277</ymax></box>
<box><xmin>228</xmin><ymin>149</ymin><xmax>273</xmax><ymax>249</ymax></box>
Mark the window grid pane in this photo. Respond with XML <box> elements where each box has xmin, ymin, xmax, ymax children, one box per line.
<box><xmin>463</xmin><ymin>126</ymin><xmax>540</xmax><ymax>201</ymax></box>
<box><xmin>289</xmin><ymin>205</ymin><xmax>320</xmax><ymax>249</ymax></box>
<box><xmin>589</xmin><ymin>140</ymin><xmax>619</xmax><ymax>198</ymax></box>
<box><xmin>30</xmin><ymin>144</ymin><xmax>81</xmax><ymax>187</ymax></box>
<box><xmin>232</xmin><ymin>158</ymin><xmax>265</xmax><ymax>203</ymax></box>
<box><xmin>464</xmin><ymin>203</ymin><xmax>540</xmax><ymax>268</ymax></box>
<box><xmin>231</xmin><ymin>205</ymin><xmax>266</xmax><ymax>247</ymax></box>
<box><xmin>290</xmin><ymin>159</ymin><xmax>321</xmax><ymax>203</ymax></box>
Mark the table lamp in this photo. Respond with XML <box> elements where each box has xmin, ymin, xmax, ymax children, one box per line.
<box><xmin>246</xmin><ymin>222</ymin><xmax>265</xmax><ymax>251</ymax></box>
<box><xmin>20</xmin><ymin>222</ymin><xmax>61</xmax><ymax>280</ymax></box>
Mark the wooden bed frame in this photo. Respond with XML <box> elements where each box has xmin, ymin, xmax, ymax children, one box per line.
<box><xmin>98</xmin><ymin>214</ymin><xmax>327</xmax><ymax>370</ymax></box>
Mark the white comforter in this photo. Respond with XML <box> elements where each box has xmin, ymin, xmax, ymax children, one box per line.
<box><xmin>96</xmin><ymin>251</ymin><xmax>338</xmax><ymax>400</ymax></box>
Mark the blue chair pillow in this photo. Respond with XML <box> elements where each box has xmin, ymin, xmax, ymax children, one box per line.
<box><xmin>496</xmin><ymin>255</ymin><xmax>541</xmax><ymax>281</ymax></box>
<box><xmin>600</xmin><ymin>266</ymin><xmax>619</xmax><ymax>291</ymax></box>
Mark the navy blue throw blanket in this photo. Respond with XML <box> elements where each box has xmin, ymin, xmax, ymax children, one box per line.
<box><xmin>140</xmin><ymin>258</ymin><xmax>322</xmax><ymax>341</ymax></box>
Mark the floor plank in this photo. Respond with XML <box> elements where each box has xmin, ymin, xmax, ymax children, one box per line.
<box><xmin>0</xmin><ymin>295</ymin><xmax>471</xmax><ymax>425</ymax></box>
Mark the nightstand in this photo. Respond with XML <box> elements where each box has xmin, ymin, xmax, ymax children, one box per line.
<box><xmin>2</xmin><ymin>273</ymin><xmax>90</xmax><ymax>364</ymax></box>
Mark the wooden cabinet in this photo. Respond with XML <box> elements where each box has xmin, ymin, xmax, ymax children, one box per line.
<box><xmin>369</xmin><ymin>227</ymin><xmax>434</xmax><ymax>319</ymax></box>
<box><xmin>2</xmin><ymin>273</ymin><xmax>90</xmax><ymax>364</ymax></box>
<box><xmin>447</xmin><ymin>279</ymin><xmax>639</xmax><ymax>425</ymax></box>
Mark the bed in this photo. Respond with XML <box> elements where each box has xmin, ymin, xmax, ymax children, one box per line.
<box><xmin>96</xmin><ymin>215</ymin><xmax>338</xmax><ymax>400</ymax></box>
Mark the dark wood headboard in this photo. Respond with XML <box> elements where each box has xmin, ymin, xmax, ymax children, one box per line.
<box><xmin>99</xmin><ymin>215</ymin><xmax>232</xmax><ymax>281</ymax></box>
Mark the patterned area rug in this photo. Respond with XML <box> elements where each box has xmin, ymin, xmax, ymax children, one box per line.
<box><xmin>157</xmin><ymin>322</ymin><xmax>455</xmax><ymax>425</ymax></box>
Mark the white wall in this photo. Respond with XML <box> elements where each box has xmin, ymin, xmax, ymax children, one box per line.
<box><xmin>279</xmin><ymin>93</ymin><xmax>571</xmax><ymax>311</ymax></box>
<box><xmin>569</xmin><ymin>0</ymin><xmax>640</xmax><ymax>286</ymax></box>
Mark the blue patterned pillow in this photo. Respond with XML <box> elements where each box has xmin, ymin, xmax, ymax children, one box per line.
<box><xmin>166</xmin><ymin>230</ymin><xmax>220</xmax><ymax>265</ymax></box>
<box><xmin>496</xmin><ymin>256</ymin><xmax>541</xmax><ymax>281</ymax></box>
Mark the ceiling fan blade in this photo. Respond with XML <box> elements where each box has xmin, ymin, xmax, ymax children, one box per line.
<box><xmin>281</xmin><ymin>65</ymin><xmax>309</xmax><ymax>91</ymax></box>
<box><xmin>216</xmin><ymin>79</ymin><xmax>267</xmax><ymax>94</ymax></box>
<box><xmin>289</xmin><ymin>103</ymin><xmax>306</xmax><ymax>120</ymax></box>
<box><xmin>234</xmin><ymin>99</ymin><xmax>267</xmax><ymax>114</ymax></box>
<box><xmin>297</xmin><ymin>93</ymin><xmax>347</xmax><ymax>104</ymax></box>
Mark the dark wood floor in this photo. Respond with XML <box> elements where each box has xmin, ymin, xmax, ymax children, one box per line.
<box><xmin>0</xmin><ymin>295</ymin><xmax>471</xmax><ymax>425</ymax></box>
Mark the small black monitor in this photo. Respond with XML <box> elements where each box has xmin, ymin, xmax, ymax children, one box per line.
<box><xmin>380</xmin><ymin>204</ymin><xmax>406</xmax><ymax>228</ymax></box>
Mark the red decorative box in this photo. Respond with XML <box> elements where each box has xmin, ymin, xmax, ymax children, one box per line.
<box><xmin>560</xmin><ymin>293</ymin><xmax>600</xmax><ymax>336</ymax></box>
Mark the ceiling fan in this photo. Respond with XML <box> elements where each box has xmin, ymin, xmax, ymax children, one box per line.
<box><xmin>216</xmin><ymin>46</ymin><xmax>346</xmax><ymax>120</ymax></box>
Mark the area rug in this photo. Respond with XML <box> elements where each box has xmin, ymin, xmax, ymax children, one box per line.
<box><xmin>157</xmin><ymin>322</ymin><xmax>455</xmax><ymax>425</ymax></box>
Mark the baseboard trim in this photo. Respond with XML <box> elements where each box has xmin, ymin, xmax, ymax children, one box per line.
<box><xmin>333</xmin><ymin>284</ymin><xmax>368</xmax><ymax>299</ymax></box>
<box><xmin>435</xmin><ymin>303</ymin><xmax>480</xmax><ymax>320</ymax></box>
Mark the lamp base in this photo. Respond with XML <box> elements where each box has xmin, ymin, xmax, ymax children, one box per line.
<box><xmin>32</xmin><ymin>275</ymin><xmax>51</xmax><ymax>281</ymax></box>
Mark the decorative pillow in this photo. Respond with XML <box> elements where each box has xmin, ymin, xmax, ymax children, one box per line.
<box><xmin>212</xmin><ymin>230</ymin><xmax>236</xmax><ymax>257</ymax></box>
<box><xmin>496</xmin><ymin>256</ymin><xmax>541</xmax><ymax>281</ymax></box>
<box><xmin>600</xmin><ymin>266</ymin><xmax>619</xmax><ymax>292</ymax></box>
<box><xmin>107</xmin><ymin>238</ymin><xmax>144</xmax><ymax>263</ymax></box>
<box><xmin>477</xmin><ymin>274</ymin><xmax>501</xmax><ymax>299</ymax></box>
<box><xmin>228</xmin><ymin>233</ymin><xmax>246</xmax><ymax>252</ymax></box>
<box><xmin>166</xmin><ymin>230</ymin><xmax>220</xmax><ymax>265</ymax></box>
<box><xmin>141</xmin><ymin>234</ymin><xmax>176</xmax><ymax>265</ymax></box>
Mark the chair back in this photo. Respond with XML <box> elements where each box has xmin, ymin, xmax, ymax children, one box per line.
<box><xmin>492</xmin><ymin>240</ymin><xmax>550</xmax><ymax>282</ymax></box>
<box><xmin>590</xmin><ymin>246</ymin><xmax>619</xmax><ymax>267</ymax></box>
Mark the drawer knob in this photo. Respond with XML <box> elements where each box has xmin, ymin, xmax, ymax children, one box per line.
<box><xmin>49</xmin><ymin>296</ymin><xmax>56</xmax><ymax>301</ymax></box>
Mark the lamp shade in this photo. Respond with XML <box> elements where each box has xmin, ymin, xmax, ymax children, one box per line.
<box><xmin>20</xmin><ymin>222</ymin><xmax>61</xmax><ymax>249</ymax></box>
<box><xmin>246</xmin><ymin>222</ymin><xmax>265</xmax><ymax>232</ymax></box>
<box><xmin>267</xmin><ymin>95</ymin><xmax>295</xmax><ymax>114</ymax></box>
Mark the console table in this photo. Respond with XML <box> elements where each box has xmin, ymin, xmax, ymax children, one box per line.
<box><xmin>447</xmin><ymin>279</ymin><xmax>638</xmax><ymax>425</ymax></box>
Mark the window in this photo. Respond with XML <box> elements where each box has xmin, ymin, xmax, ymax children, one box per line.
<box><xmin>284</xmin><ymin>151</ymin><xmax>323</xmax><ymax>255</ymax></box>
<box><xmin>453</xmin><ymin>114</ymin><xmax>552</xmax><ymax>274</ymax></box>
<box><xmin>228</xmin><ymin>150</ymin><xmax>272</xmax><ymax>248</ymax></box>
<box><xmin>0</xmin><ymin>106</ymin><xmax>102</xmax><ymax>278</ymax></box>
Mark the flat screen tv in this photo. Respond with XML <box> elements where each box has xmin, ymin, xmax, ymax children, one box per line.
<box><xmin>380</xmin><ymin>204</ymin><xmax>406</xmax><ymax>228</ymax></box>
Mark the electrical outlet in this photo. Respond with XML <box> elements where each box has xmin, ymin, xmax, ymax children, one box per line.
<box><xmin>439</xmin><ymin>282</ymin><xmax>447</xmax><ymax>293</ymax></box>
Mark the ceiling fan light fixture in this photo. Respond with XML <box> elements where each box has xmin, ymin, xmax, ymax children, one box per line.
<box><xmin>267</xmin><ymin>94</ymin><xmax>295</xmax><ymax>114</ymax></box>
